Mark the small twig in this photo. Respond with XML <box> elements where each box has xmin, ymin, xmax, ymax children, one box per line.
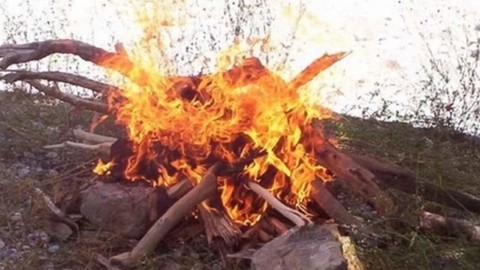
<box><xmin>73</xmin><ymin>128</ymin><xmax>117</xmax><ymax>144</ymax></box>
<box><xmin>43</xmin><ymin>141</ymin><xmax>112</xmax><ymax>154</ymax></box>
<box><xmin>94</xmin><ymin>253</ymin><xmax>121</xmax><ymax>270</ymax></box>
<box><xmin>34</xmin><ymin>188</ymin><xmax>80</xmax><ymax>237</ymax></box>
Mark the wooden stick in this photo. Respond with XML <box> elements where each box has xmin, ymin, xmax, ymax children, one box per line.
<box><xmin>247</xmin><ymin>181</ymin><xmax>310</xmax><ymax>227</ymax></box>
<box><xmin>43</xmin><ymin>141</ymin><xmax>112</xmax><ymax>154</ymax></box>
<box><xmin>73</xmin><ymin>128</ymin><xmax>117</xmax><ymax>144</ymax></box>
<box><xmin>110</xmin><ymin>163</ymin><xmax>222</xmax><ymax>267</ymax></box>
<box><xmin>420</xmin><ymin>211</ymin><xmax>480</xmax><ymax>242</ymax></box>
<box><xmin>287</xmin><ymin>52</ymin><xmax>348</xmax><ymax>91</ymax></box>
<box><xmin>268</xmin><ymin>217</ymin><xmax>289</xmax><ymax>235</ymax></box>
<box><xmin>310</xmin><ymin>179</ymin><xmax>363</xmax><ymax>227</ymax></box>
<box><xmin>34</xmin><ymin>188</ymin><xmax>80</xmax><ymax>236</ymax></box>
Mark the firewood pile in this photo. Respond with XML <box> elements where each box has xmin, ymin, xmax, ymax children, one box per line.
<box><xmin>1</xmin><ymin>40</ymin><xmax>479</xmax><ymax>269</ymax></box>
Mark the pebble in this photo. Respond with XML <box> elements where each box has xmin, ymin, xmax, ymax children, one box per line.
<box><xmin>47</xmin><ymin>244</ymin><xmax>60</xmax><ymax>253</ymax></box>
<box><xmin>0</xmin><ymin>239</ymin><xmax>5</xmax><ymax>250</ymax></box>
<box><xmin>45</xmin><ymin>169</ymin><xmax>59</xmax><ymax>178</ymax></box>
<box><xmin>10</xmin><ymin>212</ymin><xmax>22</xmax><ymax>222</ymax></box>
<box><xmin>45</xmin><ymin>151</ymin><xmax>58</xmax><ymax>159</ymax></box>
<box><xmin>21</xmin><ymin>245</ymin><xmax>30</xmax><ymax>251</ymax></box>
<box><xmin>23</xmin><ymin>151</ymin><xmax>35</xmax><ymax>159</ymax></box>
<box><xmin>27</xmin><ymin>231</ymin><xmax>49</xmax><ymax>246</ymax></box>
<box><xmin>16</xmin><ymin>167</ymin><xmax>30</xmax><ymax>178</ymax></box>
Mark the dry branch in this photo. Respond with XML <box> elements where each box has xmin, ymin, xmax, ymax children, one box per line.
<box><xmin>1</xmin><ymin>70</ymin><xmax>117</xmax><ymax>94</ymax></box>
<box><xmin>310</xmin><ymin>179</ymin><xmax>363</xmax><ymax>227</ymax></box>
<box><xmin>420</xmin><ymin>211</ymin><xmax>480</xmax><ymax>242</ymax></box>
<box><xmin>43</xmin><ymin>141</ymin><xmax>112</xmax><ymax>154</ymax></box>
<box><xmin>247</xmin><ymin>181</ymin><xmax>310</xmax><ymax>227</ymax></box>
<box><xmin>73</xmin><ymin>128</ymin><xmax>117</xmax><ymax>144</ymax></box>
<box><xmin>0</xmin><ymin>39</ymin><xmax>153</xmax><ymax>84</ymax></box>
<box><xmin>287</xmin><ymin>52</ymin><xmax>348</xmax><ymax>91</ymax></box>
<box><xmin>110</xmin><ymin>163</ymin><xmax>222</xmax><ymax>267</ymax></box>
<box><xmin>26</xmin><ymin>80</ymin><xmax>109</xmax><ymax>114</ymax></box>
<box><xmin>34</xmin><ymin>188</ymin><xmax>79</xmax><ymax>236</ymax></box>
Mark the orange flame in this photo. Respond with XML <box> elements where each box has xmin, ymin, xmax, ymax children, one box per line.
<box><xmin>94</xmin><ymin>4</ymin><xmax>347</xmax><ymax>226</ymax></box>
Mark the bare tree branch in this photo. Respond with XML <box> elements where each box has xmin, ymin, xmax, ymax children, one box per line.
<box><xmin>0</xmin><ymin>39</ymin><xmax>155</xmax><ymax>86</ymax></box>
<box><xmin>1</xmin><ymin>70</ymin><xmax>117</xmax><ymax>94</ymax></box>
<box><xmin>26</xmin><ymin>80</ymin><xmax>109</xmax><ymax>114</ymax></box>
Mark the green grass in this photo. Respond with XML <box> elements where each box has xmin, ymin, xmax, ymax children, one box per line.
<box><xmin>330</xmin><ymin>115</ymin><xmax>480</xmax><ymax>269</ymax></box>
<box><xmin>0</xmin><ymin>90</ymin><xmax>479</xmax><ymax>269</ymax></box>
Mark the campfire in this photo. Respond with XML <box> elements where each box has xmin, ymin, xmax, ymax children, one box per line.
<box><xmin>1</xmin><ymin>39</ymin><xmax>480</xmax><ymax>269</ymax></box>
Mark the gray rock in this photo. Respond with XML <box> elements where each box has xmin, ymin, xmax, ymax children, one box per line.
<box><xmin>10</xmin><ymin>212</ymin><xmax>22</xmax><ymax>222</ymax></box>
<box><xmin>251</xmin><ymin>225</ymin><xmax>347</xmax><ymax>270</ymax></box>
<box><xmin>80</xmin><ymin>182</ymin><xmax>155</xmax><ymax>238</ymax></box>
<box><xmin>27</xmin><ymin>231</ymin><xmax>49</xmax><ymax>246</ymax></box>
<box><xmin>16</xmin><ymin>167</ymin><xmax>30</xmax><ymax>178</ymax></box>
<box><xmin>23</xmin><ymin>151</ymin><xmax>35</xmax><ymax>159</ymax></box>
<box><xmin>47</xmin><ymin>244</ymin><xmax>60</xmax><ymax>253</ymax></box>
<box><xmin>45</xmin><ymin>169</ymin><xmax>59</xmax><ymax>178</ymax></box>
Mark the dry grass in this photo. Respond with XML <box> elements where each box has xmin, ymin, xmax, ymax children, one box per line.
<box><xmin>1</xmin><ymin>90</ymin><xmax>479</xmax><ymax>269</ymax></box>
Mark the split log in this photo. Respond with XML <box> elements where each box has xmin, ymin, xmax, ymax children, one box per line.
<box><xmin>351</xmin><ymin>154</ymin><xmax>480</xmax><ymax>214</ymax></box>
<box><xmin>110</xmin><ymin>163</ymin><xmax>222</xmax><ymax>267</ymax></box>
<box><xmin>420</xmin><ymin>211</ymin><xmax>480</xmax><ymax>242</ymax></box>
<box><xmin>198</xmin><ymin>200</ymin><xmax>242</xmax><ymax>266</ymax></box>
<box><xmin>198</xmin><ymin>202</ymin><xmax>241</xmax><ymax>247</ymax></box>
